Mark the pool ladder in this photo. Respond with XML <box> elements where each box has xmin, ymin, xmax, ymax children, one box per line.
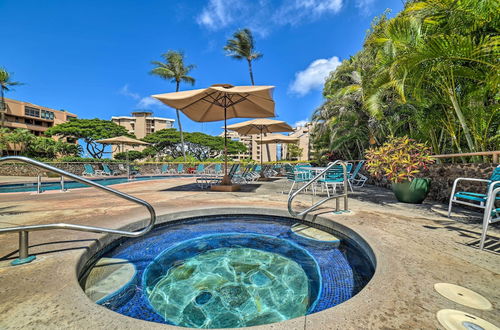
<box><xmin>288</xmin><ymin>160</ymin><xmax>349</xmax><ymax>217</ymax></box>
<box><xmin>0</xmin><ymin>156</ymin><xmax>156</xmax><ymax>266</ymax></box>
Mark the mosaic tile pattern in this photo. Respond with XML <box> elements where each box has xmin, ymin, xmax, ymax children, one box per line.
<box><xmin>89</xmin><ymin>215</ymin><xmax>374</xmax><ymax>327</ymax></box>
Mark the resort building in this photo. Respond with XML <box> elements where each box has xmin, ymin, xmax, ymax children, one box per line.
<box><xmin>281</xmin><ymin>122</ymin><xmax>313</xmax><ymax>161</ymax></box>
<box><xmin>111</xmin><ymin>111</ymin><xmax>175</xmax><ymax>155</ymax></box>
<box><xmin>0</xmin><ymin>97</ymin><xmax>78</xmax><ymax>152</ymax></box>
<box><xmin>222</xmin><ymin>123</ymin><xmax>312</xmax><ymax>162</ymax></box>
<box><xmin>1</xmin><ymin>97</ymin><xmax>77</xmax><ymax>136</ymax></box>
<box><xmin>221</xmin><ymin>130</ymin><xmax>278</xmax><ymax>162</ymax></box>
<box><xmin>111</xmin><ymin>111</ymin><xmax>175</xmax><ymax>139</ymax></box>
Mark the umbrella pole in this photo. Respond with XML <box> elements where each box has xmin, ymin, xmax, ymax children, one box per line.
<box><xmin>221</xmin><ymin>106</ymin><xmax>230</xmax><ymax>185</ymax></box>
<box><xmin>125</xmin><ymin>144</ymin><xmax>130</xmax><ymax>180</ymax></box>
<box><xmin>260</xmin><ymin>129</ymin><xmax>265</xmax><ymax>178</ymax></box>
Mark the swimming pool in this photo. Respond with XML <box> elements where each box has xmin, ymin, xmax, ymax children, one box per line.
<box><xmin>0</xmin><ymin>175</ymin><xmax>185</xmax><ymax>193</ymax></box>
<box><xmin>80</xmin><ymin>214</ymin><xmax>374</xmax><ymax>328</ymax></box>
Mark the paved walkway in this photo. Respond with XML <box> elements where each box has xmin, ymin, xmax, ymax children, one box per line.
<box><xmin>0</xmin><ymin>177</ymin><xmax>498</xmax><ymax>329</ymax></box>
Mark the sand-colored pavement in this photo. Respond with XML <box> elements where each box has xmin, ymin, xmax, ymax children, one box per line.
<box><xmin>0</xmin><ymin>177</ymin><xmax>498</xmax><ymax>329</ymax></box>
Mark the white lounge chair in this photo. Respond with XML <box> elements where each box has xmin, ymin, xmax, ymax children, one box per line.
<box><xmin>480</xmin><ymin>186</ymin><xmax>500</xmax><ymax>249</ymax></box>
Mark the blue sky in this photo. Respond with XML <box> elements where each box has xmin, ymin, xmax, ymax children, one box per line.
<box><xmin>1</xmin><ymin>0</ymin><xmax>403</xmax><ymax>137</ymax></box>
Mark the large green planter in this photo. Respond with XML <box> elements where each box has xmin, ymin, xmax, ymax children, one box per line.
<box><xmin>391</xmin><ymin>178</ymin><xmax>431</xmax><ymax>204</ymax></box>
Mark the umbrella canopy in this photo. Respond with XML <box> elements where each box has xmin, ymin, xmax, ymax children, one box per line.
<box><xmin>96</xmin><ymin>136</ymin><xmax>149</xmax><ymax>179</ymax></box>
<box><xmin>226</xmin><ymin>119</ymin><xmax>292</xmax><ymax>135</ymax></box>
<box><xmin>152</xmin><ymin>84</ymin><xmax>275</xmax><ymax>122</ymax></box>
<box><xmin>256</xmin><ymin>134</ymin><xmax>299</xmax><ymax>144</ymax></box>
<box><xmin>226</xmin><ymin>119</ymin><xmax>292</xmax><ymax>176</ymax></box>
<box><xmin>95</xmin><ymin>136</ymin><xmax>150</xmax><ymax>146</ymax></box>
<box><xmin>152</xmin><ymin>84</ymin><xmax>276</xmax><ymax>185</ymax></box>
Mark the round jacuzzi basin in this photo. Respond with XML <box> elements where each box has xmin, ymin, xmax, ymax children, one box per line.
<box><xmin>80</xmin><ymin>214</ymin><xmax>374</xmax><ymax>328</ymax></box>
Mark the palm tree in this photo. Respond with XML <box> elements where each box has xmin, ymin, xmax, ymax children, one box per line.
<box><xmin>0</xmin><ymin>68</ymin><xmax>23</xmax><ymax>127</ymax></box>
<box><xmin>224</xmin><ymin>28</ymin><xmax>263</xmax><ymax>85</ymax></box>
<box><xmin>150</xmin><ymin>51</ymin><xmax>195</xmax><ymax>161</ymax></box>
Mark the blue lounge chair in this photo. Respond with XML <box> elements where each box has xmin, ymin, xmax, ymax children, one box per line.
<box><xmin>448</xmin><ymin>165</ymin><xmax>500</xmax><ymax>218</ymax></box>
<box><xmin>82</xmin><ymin>164</ymin><xmax>96</xmax><ymax>177</ymax></box>
<box><xmin>102</xmin><ymin>164</ymin><xmax>118</xmax><ymax>176</ymax></box>
<box><xmin>196</xmin><ymin>164</ymin><xmax>239</xmax><ymax>188</ymax></box>
<box><xmin>160</xmin><ymin>164</ymin><xmax>169</xmax><ymax>174</ymax></box>
<box><xmin>82</xmin><ymin>164</ymin><xmax>105</xmax><ymax>177</ymax></box>
<box><xmin>195</xmin><ymin>164</ymin><xmax>205</xmax><ymax>175</ymax></box>
<box><xmin>176</xmin><ymin>164</ymin><xmax>184</xmax><ymax>174</ymax></box>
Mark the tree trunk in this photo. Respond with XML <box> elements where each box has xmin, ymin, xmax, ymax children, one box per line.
<box><xmin>448</xmin><ymin>88</ymin><xmax>476</xmax><ymax>153</ymax></box>
<box><xmin>0</xmin><ymin>87</ymin><xmax>5</xmax><ymax>156</ymax></box>
<box><xmin>0</xmin><ymin>87</ymin><xmax>5</xmax><ymax>128</ymax></box>
<box><xmin>176</xmin><ymin>81</ymin><xmax>187</xmax><ymax>162</ymax></box>
<box><xmin>247</xmin><ymin>59</ymin><xmax>255</xmax><ymax>85</ymax></box>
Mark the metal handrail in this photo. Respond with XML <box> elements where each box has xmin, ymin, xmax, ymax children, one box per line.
<box><xmin>0</xmin><ymin>156</ymin><xmax>157</xmax><ymax>265</ymax></box>
<box><xmin>288</xmin><ymin>160</ymin><xmax>349</xmax><ymax>217</ymax></box>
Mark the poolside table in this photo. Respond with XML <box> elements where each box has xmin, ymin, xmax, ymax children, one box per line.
<box><xmin>298</xmin><ymin>167</ymin><xmax>327</xmax><ymax>176</ymax></box>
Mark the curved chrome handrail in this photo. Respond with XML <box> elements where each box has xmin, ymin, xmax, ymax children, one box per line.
<box><xmin>288</xmin><ymin>160</ymin><xmax>349</xmax><ymax>217</ymax></box>
<box><xmin>0</xmin><ymin>156</ymin><xmax>157</xmax><ymax>264</ymax></box>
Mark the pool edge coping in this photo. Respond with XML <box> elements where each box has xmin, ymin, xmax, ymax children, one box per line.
<box><xmin>74</xmin><ymin>206</ymin><xmax>381</xmax><ymax>330</ymax></box>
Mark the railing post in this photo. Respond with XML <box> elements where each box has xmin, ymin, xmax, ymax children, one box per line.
<box><xmin>37</xmin><ymin>175</ymin><xmax>42</xmax><ymax>194</ymax></box>
<box><xmin>19</xmin><ymin>231</ymin><xmax>29</xmax><ymax>259</ymax></box>
<box><xmin>11</xmin><ymin>231</ymin><xmax>36</xmax><ymax>266</ymax></box>
<box><xmin>61</xmin><ymin>176</ymin><xmax>66</xmax><ymax>192</ymax></box>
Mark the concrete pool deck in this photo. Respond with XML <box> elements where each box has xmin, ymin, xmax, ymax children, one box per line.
<box><xmin>0</xmin><ymin>176</ymin><xmax>498</xmax><ymax>329</ymax></box>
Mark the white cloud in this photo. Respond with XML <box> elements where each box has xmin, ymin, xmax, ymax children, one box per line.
<box><xmin>137</xmin><ymin>97</ymin><xmax>162</xmax><ymax>109</ymax></box>
<box><xmin>289</xmin><ymin>56</ymin><xmax>342</xmax><ymax>96</ymax></box>
<box><xmin>355</xmin><ymin>0</ymin><xmax>375</xmax><ymax>15</ymax></box>
<box><xmin>274</xmin><ymin>0</ymin><xmax>343</xmax><ymax>25</ymax></box>
<box><xmin>118</xmin><ymin>84</ymin><xmax>139</xmax><ymax>100</ymax></box>
<box><xmin>196</xmin><ymin>0</ymin><xmax>248</xmax><ymax>30</ymax></box>
<box><xmin>196</xmin><ymin>0</ymin><xmax>343</xmax><ymax>35</ymax></box>
<box><xmin>294</xmin><ymin>119</ymin><xmax>309</xmax><ymax>128</ymax></box>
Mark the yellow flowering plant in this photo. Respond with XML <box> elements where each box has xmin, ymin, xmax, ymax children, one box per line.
<box><xmin>365</xmin><ymin>136</ymin><xmax>434</xmax><ymax>183</ymax></box>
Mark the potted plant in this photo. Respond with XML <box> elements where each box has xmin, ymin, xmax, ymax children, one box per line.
<box><xmin>365</xmin><ymin>136</ymin><xmax>434</xmax><ymax>203</ymax></box>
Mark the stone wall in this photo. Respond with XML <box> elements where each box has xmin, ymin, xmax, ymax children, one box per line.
<box><xmin>363</xmin><ymin>163</ymin><xmax>498</xmax><ymax>203</ymax></box>
<box><xmin>0</xmin><ymin>162</ymin><xmax>208</xmax><ymax>177</ymax></box>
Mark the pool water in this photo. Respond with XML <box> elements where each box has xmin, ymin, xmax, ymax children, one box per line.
<box><xmin>0</xmin><ymin>175</ymin><xmax>183</xmax><ymax>193</ymax></box>
<box><xmin>146</xmin><ymin>247</ymin><xmax>309</xmax><ymax>328</ymax></box>
<box><xmin>82</xmin><ymin>215</ymin><xmax>374</xmax><ymax>328</ymax></box>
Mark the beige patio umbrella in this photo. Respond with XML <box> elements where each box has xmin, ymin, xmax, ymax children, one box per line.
<box><xmin>152</xmin><ymin>84</ymin><xmax>275</xmax><ymax>186</ymax></box>
<box><xmin>256</xmin><ymin>134</ymin><xmax>299</xmax><ymax>144</ymax></box>
<box><xmin>257</xmin><ymin>134</ymin><xmax>299</xmax><ymax>162</ymax></box>
<box><xmin>96</xmin><ymin>136</ymin><xmax>149</xmax><ymax>180</ymax></box>
<box><xmin>226</xmin><ymin>119</ymin><xmax>293</xmax><ymax>177</ymax></box>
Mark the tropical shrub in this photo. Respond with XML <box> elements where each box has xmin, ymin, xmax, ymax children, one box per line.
<box><xmin>365</xmin><ymin>136</ymin><xmax>434</xmax><ymax>183</ymax></box>
<box><xmin>114</xmin><ymin>150</ymin><xmax>144</xmax><ymax>161</ymax></box>
<box><xmin>45</xmin><ymin>118</ymin><xmax>131</xmax><ymax>159</ymax></box>
<box><xmin>312</xmin><ymin>0</ymin><xmax>499</xmax><ymax>162</ymax></box>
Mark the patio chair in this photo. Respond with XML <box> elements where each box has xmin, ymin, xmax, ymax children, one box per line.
<box><xmin>213</xmin><ymin>163</ymin><xmax>223</xmax><ymax>175</ymax></box>
<box><xmin>195</xmin><ymin>164</ymin><xmax>206</xmax><ymax>175</ymax></box>
<box><xmin>196</xmin><ymin>164</ymin><xmax>239</xmax><ymax>188</ymax></box>
<box><xmin>102</xmin><ymin>164</ymin><xmax>118</xmax><ymax>176</ymax></box>
<box><xmin>82</xmin><ymin>164</ymin><xmax>99</xmax><ymax>177</ymax></box>
<box><xmin>118</xmin><ymin>163</ymin><xmax>139</xmax><ymax>176</ymax></box>
<box><xmin>282</xmin><ymin>165</ymin><xmax>311</xmax><ymax>195</ymax></box>
<box><xmin>349</xmin><ymin>160</ymin><xmax>368</xmax><ymax>187</ymax></box>
<box><xmin>159</xmin><ymin>164</ymin><xmax>169</xmax><ymax>174</ymax></box>
<box><xmin>233</xmin><ymin>165</ymin><xmax>253</xmax><ymax>184</ymax></box>
<box><xmin>480</xmin><ymin>186</ymin><xmax>500</xmax><ymax>250</ymax></box>
<box><xmin>318</xmin><ymin>163</ymin><xmax>353</xmax><ymax>197</ymax></box>
<box><xmin>173</xmin><ymin>163</ymin><xmax>184</xmax><ymax>174</ymax></box>
<box><xmin>448</xmin><ymin>165</ymin><xmax>500</xmax><ymax>218</ymax></box>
